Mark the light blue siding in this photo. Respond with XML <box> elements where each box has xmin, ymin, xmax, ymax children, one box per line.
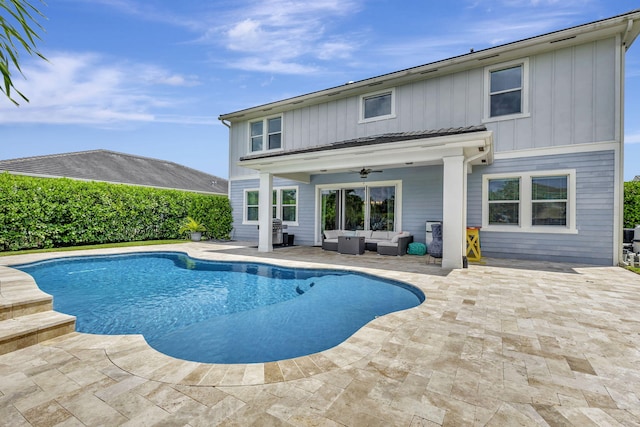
<box><xmin>230</xmin><ymin>150</ymin><xmax>615</xmax><ymax>265</ymax></box>
<box><xmin>230</xmin><ymin>166</ymin><xmax>446</xmax><ymax>246</ymax></box>
<box><xmin>467</xmin><ymin>150</ymin><xmax>615</xmax><ymax>265</ymax></box>
<box><xmin>229</xmin><ymin>178</ymin><xmax>316</xmax><ymax>245</ymax></box>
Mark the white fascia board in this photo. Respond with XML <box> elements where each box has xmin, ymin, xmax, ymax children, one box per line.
<box><xmin>237</xmin><ymin>131</ymin><xmax>492</xmax><ymax>174</ymax></box>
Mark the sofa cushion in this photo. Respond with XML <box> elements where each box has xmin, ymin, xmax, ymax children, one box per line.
<box><xmin>356</xmin><ymin>230</ymin><xmax>372</xmax><ymax>238</ymax></box>
<box><xmin>390</xmin><ymin>231</ymin><xmax>411</xmax><ymax>243</ymax></box>
<box><xmin>377</xmin><ymin>241</ymin><xmax>398</xmax><ymax>247</ymax></box>
<box><xmin>371</xmin><ymin>231</ymin><xmax>390</xmax><ymax>240</ymax></box>
<box><xmin>324</xmin><ymin>230</ymin><xmax>341</xmax><ymax>239</ymax></box>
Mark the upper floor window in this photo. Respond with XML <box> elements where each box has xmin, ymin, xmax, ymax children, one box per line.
<box><xmin>484</xmin><ymin>59</ymin><xmax>529</xmax><ymax>121</ymax></box>
<box><xmin>482</xmin><ymin>170</ymin><xmax>575</xmax><ymax>233</ymax></box>
<box><xmin>250</xmin><ymin>116</ymin><xmax>282</xmax><ymax>153</ymax></box>
<box><xmin>359</xmin><ymin>88</ymin><xmax>396</xmax><ymax>123</ymax></box>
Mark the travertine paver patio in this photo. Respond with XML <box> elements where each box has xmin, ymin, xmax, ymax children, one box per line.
<box><xmin>1</xmin><ymin>241</ymin><xmax>640</xmax><ymax>426</ymax></box>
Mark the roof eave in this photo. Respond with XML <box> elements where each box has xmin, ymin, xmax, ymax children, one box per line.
<box><xmin>237</xmin><ymin>130</ymin><xmax>494</xmax><ymax>178</ymax></box>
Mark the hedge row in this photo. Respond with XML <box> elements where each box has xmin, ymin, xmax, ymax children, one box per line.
<box><xmin>625</xmin><ymin>180</ymin><xmax>640</xmax><ymax>229</ymax></box>
<box><xmin>0</xmin><ymin>173</ymin><xmax>232</xmax><ymax>251</ymax></box>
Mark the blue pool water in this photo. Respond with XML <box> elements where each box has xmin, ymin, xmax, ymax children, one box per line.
<box><xmin>14</xmin><ymin>252</ymin><xmax>424</xmax><ymax>364</ymax></box>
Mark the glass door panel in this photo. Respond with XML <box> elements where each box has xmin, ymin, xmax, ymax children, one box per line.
<box><xmin>369</xmin><ymin>186</ymin><xmax>395</xmax><ymax>231</ymax></box>
<box><xmin>321</xmin><ymin>189</ymin><xmax>339</xmax><ymax>232</ymax></box>
<box><xmin>344</xmin><ymin>188</ymin><xmax>365</xmax><ymax>230</ymax></box>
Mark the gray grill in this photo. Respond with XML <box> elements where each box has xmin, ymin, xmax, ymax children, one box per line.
<box><xmin>273</xmin><ymin>219</ymin><xmax>283</xmax><ymax>245</ymax></box>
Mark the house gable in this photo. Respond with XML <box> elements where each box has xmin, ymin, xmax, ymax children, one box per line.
<box><xmin>223</xmin><ymin>10</ymin><xmax>640</xmax><ymax>181</ymax></box>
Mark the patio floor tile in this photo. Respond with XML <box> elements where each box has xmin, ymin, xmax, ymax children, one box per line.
<box><xmin>1</xmin><ymin>241</ymin><xmax>639</xmax><ymax>426</ymax></box>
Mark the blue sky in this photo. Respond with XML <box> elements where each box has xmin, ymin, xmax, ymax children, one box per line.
<box><xmin>1</xmin><ymin>0</ymin><xmax>639</xmax><ymax>180</ymax></box>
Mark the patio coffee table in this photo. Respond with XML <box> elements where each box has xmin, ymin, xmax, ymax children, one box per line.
<box><xmin>338</xmin><ymin>236</ymin><xmax>365</xmax><ymax>255</ymax></box>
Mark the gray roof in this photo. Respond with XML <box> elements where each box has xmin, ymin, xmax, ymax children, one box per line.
<box><xmin>240</xmin><ymin>126</ymin><xmax>487</xmax><ymax>161</ymax></box>
<box><xmin>634</xmin><ymin>175</ymin><xmax>640</xmax><ymax>182</ymax></box>
<box><xmin>0</xmin><ymin>150</ymin><xmax>228</xmax><ymax>195</ymax></box>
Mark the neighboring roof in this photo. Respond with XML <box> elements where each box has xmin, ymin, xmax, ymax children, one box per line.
<box><xmin>240</xmin><ymin>126</ymin><xmax>487</xmax><ymax>161</ymax></box>
<box><xmin>219</xmin><ymin>9</ymin><xmax>640</xmax><ymax>122</ymax></box>
<box><xmin>634</xmin><ymin>176</ymin><xmax>640</xmax><ymax>182</ymax></box>
<box><xmin>0</xmin><ymin>150</ymin><xmax>228</xmax><ymax>195</ymax></box>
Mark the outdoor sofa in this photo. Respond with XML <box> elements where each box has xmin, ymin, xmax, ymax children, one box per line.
<box><xmin>322</xmin><ymin>230</ymin><xmax>413</xmax><ymax>256</ymax></box>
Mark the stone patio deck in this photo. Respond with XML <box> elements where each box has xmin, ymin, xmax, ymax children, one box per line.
<box><xmin>1</xmin><ymin>241</ymin><xmax>639</xmax><ymax>426</ymax></box>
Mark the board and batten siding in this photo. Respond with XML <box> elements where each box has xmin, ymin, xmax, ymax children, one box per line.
<box><xmin>466</xmin><ymin>150</ymin><xmax>616</xmax><ymax>265</ymax></box>
<box><xmin>488</xmin><ymin>37</ymin><xmax>616</xmax><ymax>152</ymax></box>
<box><xmin>229</xmin><ymin>38</ymin><xmax>618</xmax><ymax>181</ymax></box>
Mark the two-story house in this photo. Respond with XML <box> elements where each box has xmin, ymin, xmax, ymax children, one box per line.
<box><xmin>219</xmin><ymin>10</ymin><xmax>640</xmax><ymax>269</ymax></box>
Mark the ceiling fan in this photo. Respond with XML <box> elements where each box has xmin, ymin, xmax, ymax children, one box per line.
<box><xmin>351</xmin><ymin>167</ymin><xmax>383</xmax><ymax>179</ymax></box>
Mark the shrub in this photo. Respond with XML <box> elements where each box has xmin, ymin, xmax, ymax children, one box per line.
<box><xmin>0</xmin><ymin>173</ymin><xmax>232</xmax><ymax>251</ymax></box>
<box><xmin>624</xmin><ymin>180</ymin><xmax>640</xmax><ymax>228</ymax></box>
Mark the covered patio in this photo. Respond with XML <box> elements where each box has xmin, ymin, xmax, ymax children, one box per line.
<box><xmin>239</xmin><ymin>126</ymin><xmax>493</xmax><ymax>269</ymax></box>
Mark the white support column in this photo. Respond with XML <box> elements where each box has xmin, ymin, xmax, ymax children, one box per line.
<box><xmin>258</xmin><ymin>172</ymin><xmax>273</xmax><ymax>252</ymax></box>
<box><xmin>442</xmin><ymin>155</ymin><xmax>466</xmax><ymax>269</ymax></box>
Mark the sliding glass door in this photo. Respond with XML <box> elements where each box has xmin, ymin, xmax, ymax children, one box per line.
<box><xmin>320</xmin><ymin>184</ymin><xmax>396</xmax><ymax>234</ymax></box>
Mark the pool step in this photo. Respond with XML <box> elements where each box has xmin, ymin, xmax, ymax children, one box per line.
<box><xmin>1</xmin><ymin>270</ymin><xmax>54</xmax><ymax>320</ymax></box>
<box><xmin>0</xmin><ymin>311</ymin><xmax>76</xmax><ymax>355</ymax></box>
<box><xmin>0</xmin><ymin>266</ymin><xmax>76</xmax><ymax>355</ymax></box>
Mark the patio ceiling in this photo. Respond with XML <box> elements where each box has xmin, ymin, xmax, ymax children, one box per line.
<box><xmin>238</xmin><ymin>128</ymin><xmax>493</xmax><ymax>183</ymax></box>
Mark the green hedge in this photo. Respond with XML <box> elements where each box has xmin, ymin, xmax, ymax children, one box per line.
<box><xmin>0</xmin><ymin>173</ymin><xmax>232</xmax><ymax>251</ymax></box>
<box><xmin>625</xmin><ymin>180</ymin><xmax>640</xmax><ymax>229</ymax></box>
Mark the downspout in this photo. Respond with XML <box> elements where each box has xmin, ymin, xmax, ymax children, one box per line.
<box><xmin>464</xmin><ymin>143</ymin><xmax>492</xmax><ymax>170</ymax></box>
<box><xmin>218</xmin><ymin>118</ymin><xmax>232</xmax><ymax>199</ymax></box>
<box><xmin>622</xmin><ymin>18</ymin><xmax>635</xmax><ymax>50</ymax></box>
<box><xmin>461</xmin><ymin>142</ymin><xmax>492</xmax><ymax>264</ymax></box>
<box><xmin>463</xmin><ymin>142</ymin><xmax>493</xmax><ymax>216</ymax></box>
<box><xmin>615</xmin><ymin>23</ymin><xmax>632</xmax><ymax>265</ymax></box>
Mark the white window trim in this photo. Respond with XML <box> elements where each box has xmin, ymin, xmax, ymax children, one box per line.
<box><xmin>243</xmin><ymin>189</ymin><xmax>260</xmax><ymax>225</ymax></box>
<box><xmin>248</xmin><ymin>115</ymin><xmax>284</xmax><ymax>154</ymax></box>
<box><xmin>483</xmin><ymin>58</ymin><xmax>530</xmax><ymax>123</ymax></box>
<box><xmin>314</xmin><ymin>180</ymin><xmax>403</xmax><ymax>245</ymax></box>
<box><xmin>358</xmin><ymin>88</ymin><xmax>396</xmax><ymax>124</ymax></box>
<box><xmin>481</xmin><ymin>169</ymin><xmax>577</xmax><ymax>234</ymax></box>
<box><xmin>243</xmin><ymin>186</ymin><xmax>299</xmax><ymax>226</ymax></box>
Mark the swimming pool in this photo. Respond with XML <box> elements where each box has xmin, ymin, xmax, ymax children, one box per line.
<box><xmin>14</xmin><ymin>252</ymin><xmax>424</xmax><ymax>364</ymax></box>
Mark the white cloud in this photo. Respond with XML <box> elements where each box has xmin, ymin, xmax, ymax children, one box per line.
<box><xmin>209</xmin><ymin>0</ymin><xmax>363</xmax><ymax>74</ymax></box>
<box><xmin>626</xmin><ymin>132</ymin><xmax>640</xmax><ymax>144</ymax></box>
<box><xmin>366</xmin><ymin>6</ymin><xmax>587</xmax><ymax>71</ymax></box>
<box><xmin>0</xmin><ymin>52</ymin><xmax>202</xmax><ymax>125</ymax></box>
<box><xmin>317</xmin><ymin>41</ymin><xmax>357</xmax><ymax>60</ymax></box>
<box><xmin>225</xmin><ymin>58</ymin><xmax>319</xmax><ymax>75</ymax></box>
<box><xmin>227</xmin><ymin>19</ymin><xmax>264</xmax><ymax>51</ymax></box>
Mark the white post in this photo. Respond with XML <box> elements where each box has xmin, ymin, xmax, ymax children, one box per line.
<box><xmin>258</xmin><ymin>172</ymin><xmax>273</xmax><ymax>252</ymax></box>
<box><xmin>442</xmin><ymin>155</ymin><xmax>465</xmax><ymax>269</ymax></box>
